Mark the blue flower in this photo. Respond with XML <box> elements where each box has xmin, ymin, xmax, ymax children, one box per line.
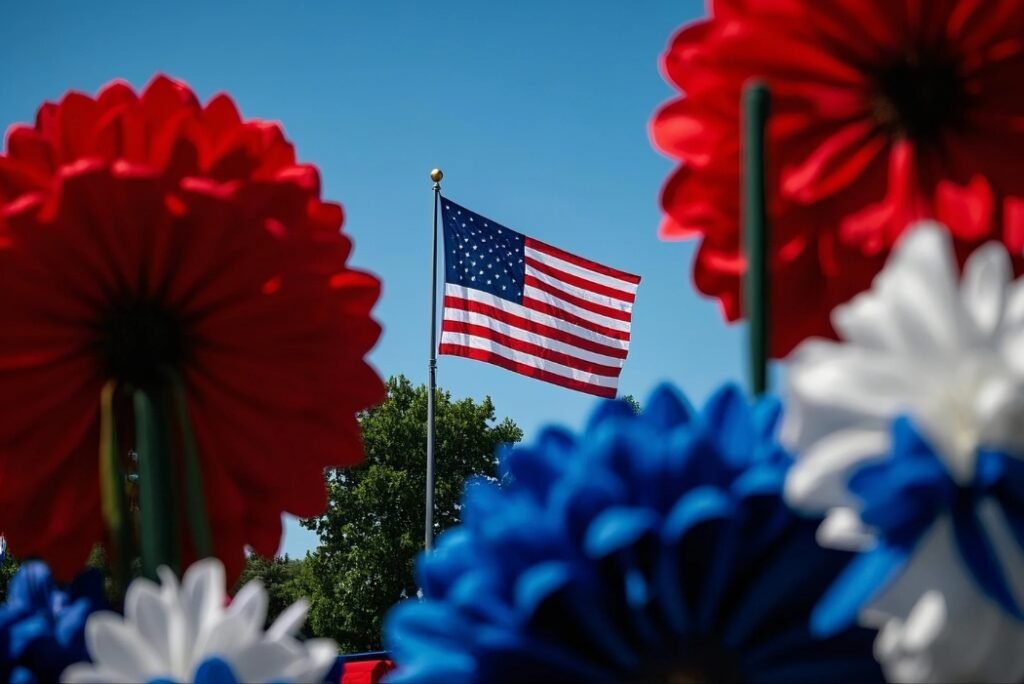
<box><xmin>0</xmin><ymin>561</ymin><xmax>107</xmax><ymax>683</ymax></box>
<box><xmin>814</xmin><ymin>416</ymin><xmax>1024</xmax><ymax>636</ymax></box>
<box><xmin>385</xmin><ymin>384</ymin><xmax>883</xmax><ymax>683</ymax></box>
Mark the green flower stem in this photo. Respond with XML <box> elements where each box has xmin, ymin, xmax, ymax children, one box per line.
<box><xmin>134</xmin><ymin>387</ymin><xmax>179</xmax><ymax>580</ymax></box>
<box><xmin>743</xmin><ymin>80</ymin><xmax>771</xmax><ymax>397</ymax></box>
<box><xmin>99</xmin><ymin>382</ymin><xmax>133</xmax><ymax>599</ymax></box>
<box><xmin>167</xmin><ymin>372</ymin><xmax>213</xmax><ymax>560</ymax></box>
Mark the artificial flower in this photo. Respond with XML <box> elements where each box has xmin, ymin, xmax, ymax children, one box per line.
<box><xmin>651</xmin><ymin>0</ymin><xmax>1024</xmax><ymax>356</ymax></box>
<box><xmin>61</xmin><ymin>558</ymin><xmax>339</xmax><ymax>683</ymax></box>
<box><xmin>0</xmin><ymin>76</ymin><xmax>385</xmax><ymax>580</ymax></box>
<box><xmin>385</xmin><ymin>384</ymin><xmax>883</xmax><ymax>683</ymax></box>
<box><xmin>782</xmin><ymin>224</ymin><xmax>1024</xmax><ymax>681</ymax></box>
<box><xmin>0</xmin><ymin>561</ymin><xmax>107</xmax><ymax>683</ymax></box>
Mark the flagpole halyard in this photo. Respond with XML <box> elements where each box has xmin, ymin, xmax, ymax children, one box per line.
<box><xmin>425</xmin><ymin>168</ymin><xmax>443</xmax><ymax>552</ymax></box>
<box><xmin>743</xmin><ymin>81</ymin><xmax>771</xmax><ymax>397</ymax></box>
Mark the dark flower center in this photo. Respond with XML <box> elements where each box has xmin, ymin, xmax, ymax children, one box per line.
<box><xmin>101</xmin><ymin>301</ymin><xmax>185</xmax><ymax>388</ymax></box>
<box><xmin>873</xmin><ymin>52</ymin><xmax>966</xmax><ymax>143</ymax></box>
<box><xmin>627</xmin><ymin>643</ymin><xmax>742</xmax><ymax>684</ymax></box>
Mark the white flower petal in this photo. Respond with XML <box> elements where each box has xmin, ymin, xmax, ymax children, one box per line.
<box><xmin>900</xmin><ymin>590</ymin><xmax>946</xmax><ymax>652</ymax></box>
<box><xmin>227</xmin><ymin>639</ymin><xmax>306</xmax><ymax>683</ymax></box>
<box><xmin>200</xmin><ymin>611</ymin><xmax>261</xmax><ymax>663</ymax></box>
<box><xmin>61</xmin><ymin>663</ymin><xmax>138</xmax><ymax>684</ymax></box>
<box><xmin>784</xmin><ymin>428</ymin><xmax>889</xmax><ymax>513</ymax></box>
<box><xmin>266</xmin><ymin>599</ymin><xmax>310</xmax><ymax>641</ymax></box>
<box><xmin>816</xmin><ymin>507</ymin><xmax>875</xmax><ymax>551</ymax></box>
<box><xmin>961</xmin><ymin>242</ymin><xmax>1011</xmax><ymax>336</ymax></box>
<box><xmin>282</xmin><ymin>639</ymin><xmax>340</xmax><ymax>683</ymax></box>
<box><xmin>85</xmin><ymin>612</ymin><xmax>165</xmax><ymax>680</ymax></box>
<box><xmin>229</xmin><ymin>580</ymin><xmax>269</xmax><ymax>631</ymax></box>
<box><xmin>125</xmin><ymin>573</ymin><xmax>179</xmax><ymax>671</ymax></box>
<box><xmin>181</xmin><ymin>559</ymin><xmax>227</xmax><ymax>669</ymax></box>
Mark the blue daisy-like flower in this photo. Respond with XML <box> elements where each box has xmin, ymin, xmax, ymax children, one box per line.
<box><xmin>0</xmin><ymin>561</ymin><xmax>106</xmax><ymax>683</ymax></box>
<box><xmin>385</xmin><ymin>384</ymin><xmax>883</xmax><ymax>683</ymax></box>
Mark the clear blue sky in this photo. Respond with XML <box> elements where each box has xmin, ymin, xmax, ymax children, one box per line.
<box><xmin>3</xmin><ymin>0</ymin><xmax>758</xmax><ymax>558</ymax></box>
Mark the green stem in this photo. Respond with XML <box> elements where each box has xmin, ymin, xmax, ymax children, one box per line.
<box><xmin>99</xmin><ymin>382</ymin><xmax>132</xmax><ymax>600</ymax></box>
<box><xmin>134</xmin><ymin>388</ymin><xmax>179</xmax><ymax>579</ymax></box>
<box><xmin>167</xmin><ymin>372</ymin><xmax>213</xmax><ymax>560</ymax></box>
<box><xmin>743</xmin><ymin>80</ymin><xmax>772</xmax><ymax>397</ymax></box>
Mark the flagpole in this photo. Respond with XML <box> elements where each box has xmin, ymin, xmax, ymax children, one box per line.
<box><xmin>425</xmin><ymin>168</ymin><xmax>443</xmax><ymax>552</ymax></box>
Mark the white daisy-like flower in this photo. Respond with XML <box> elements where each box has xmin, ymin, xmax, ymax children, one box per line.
<box><xmin>61</xmin><ymin>558</ymin><xmax>338</xmax><ymax>684</ymax></box>
<box><xmin>784</xmin><ymin>222</ymin><xmax>1024</xmax><ymax>511</ymax></box>
<box><xmin>781</xmin><ymin>222</ymin><xmax>1024</xmax><ymax>683</ymax></box>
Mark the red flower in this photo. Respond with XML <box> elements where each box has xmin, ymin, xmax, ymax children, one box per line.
<box><xmin>0</xmin><ymin>76</ymin><xmax>384</xmax><ymax>580</ymax></box>
<box><xmin>652</xmin><ymin>0</ymin><xmax>1024</xmax><ymax>357</ymax></box>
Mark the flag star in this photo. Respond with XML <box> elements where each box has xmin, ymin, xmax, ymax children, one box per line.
<box><xmin>457</xmin><ymin>210</ymin><xmax>462</xmax><ymax>214</ymax></box>
<box><xmin>469</xmin><ymin>217</ymin><xmax>474</xmax><ymax>221</ymax></box>
<box><xmin>471</xmin><ymin>276</ymin><xmax>475</xmax><ymax>281</ymax></box>
<box><xmin>462</xmin><ymin>223</ymin><xmax>466</xmax><ymax>227</ymax></box>
<box><xmin>487</xmin><ymin>280</ymin><xmax>492</xmax><ymax>285</ymax></box>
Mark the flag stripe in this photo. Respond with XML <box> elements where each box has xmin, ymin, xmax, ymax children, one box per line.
<box><xmin>525</xmin><ymin>239</ymin><xmax>641</xmax><ymax>286</ymax></box>
<box><xmin>524</xmin><ymin>269</ymin><xmax>633</xmax><ymax>316</ymax></box>
<box><xmin>442</xmin><ymin>296</ymin><xmax>629</xmax><ymax>358</ymax></box>
<box><xmin>524</xmin><ymin>245</ymin><xmax>640</xmax><ymax>295</ymax></box>
<box><xmin>441</xmin><ymin>312</ymin><xmax>626</xmax><ymax>367</ymax></box>
<box><xmin>522</xmin><ymin>294</ymin><xmax>631</xmax><ymax>340</ymax></box>
<box><xmin>524</xmin><ymin>277</ymin><xmax>632</xmax><ymax>324</ymax></box>
<box><xmin>445</xmin><ymin>285</ymin><xmax>631</xmax><ymax>344</ymax></box>
<box><xmin>525</xmin><ymin>256</ymin><xmax>636</xmax><ymax>304</ymax></box>
<box><xmin>439</xmin><ymin>336</ymin><xmax>619</xmax><ymax>395</ymax></box>
<box><xmin>441</xmin><ymin>323</ymin><xmax>623</xmax><ymax>376</ymax></box>
<box><xmin>440</xmin><ymin>344</ymin><xmax>617</xmax><ymax>398</ymax></box>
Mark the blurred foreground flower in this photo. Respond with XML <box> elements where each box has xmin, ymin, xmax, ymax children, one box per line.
<box><xmin>783</xmin><ymin>224</ymin><xmax>1024</xmax><ymax>681</ymax></box>
<box><xmin>61</xmin><ymin>558</ymin><xmax>338</xmax><ymax>683</ymax></box>
<box><xmin>652</xmin><ymin>0</ymin><xmax>1024</xmax><ymax>357</ymax></box>
<box><xmin>0</xmin><ymin>76</ymin><xmax>384</xmax><ymax>580</ymax></box>
<box><xmin>385</xmin><ymin>385</ymin><xmax>883</xmax><ymax>683</ymax></box>
<box><xmin>0</xmin><ymin>562</ymin><xmax>106</xmax><ymax>683</ymax></box>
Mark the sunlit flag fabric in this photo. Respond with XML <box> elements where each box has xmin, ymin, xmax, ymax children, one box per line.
<box><xmin>439</xmin><ymin>198</ymin><xmax>640</xmax><ymax>398</ymax></box>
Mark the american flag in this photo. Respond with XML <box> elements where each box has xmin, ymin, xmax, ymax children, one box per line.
<box><xmin>439</xmin><ymin>198</ymin><xmax>640</xmax><ymax>398</ymax></box>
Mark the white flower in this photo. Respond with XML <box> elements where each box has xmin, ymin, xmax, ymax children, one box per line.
<box><xmin>61</xmin><ymin>558</ymin><xmax>337</xmax><ymax>683</ymax></box>
<box><xmin>784</xmin><ymin>222</ymin><xmax>1024</xmax><ymax>513</ymax></box>
<box><xmin>867</xmin><ymin>516</ymin><xmax>1024</xmax><ymax>684</ymax></box>
<box><xmin>781</xmin><ymin>223</ymin><xmax>1024</xmax><ymax>682</ymax></box>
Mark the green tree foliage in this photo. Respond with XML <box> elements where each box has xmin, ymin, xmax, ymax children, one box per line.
<box><xmin>235</xmin><ymin>554</ymin><xmax>312</xmax><ymax>636</ymax></box>
<box><xmin>301</xmin><ymin>375</ymin><xmax>523</xmax><ymax>651</ymax></box>
<box><xmin>621</xmin><ymin>394</ymin><xmax>641</xmax><ymax>415</ymax></box>
<box><xmin>0</xmin><ymin>556</ymin><xmax>20</xmax><ymax>604</ymax></box>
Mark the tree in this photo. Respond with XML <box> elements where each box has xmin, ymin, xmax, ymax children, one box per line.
<box><xmin>235</xmin><ymin>554</ymin><xmax>311</xmax><ymax>636</ymax></box>
<box><xmin>622</xmin><ymin>394</ymin><xmax>641</xmax><ymax>415</ymax></box>
<box><xmin>301</xmin><ymin>375</ymin><xmax>522</xmax><ymax>651</ymax></box>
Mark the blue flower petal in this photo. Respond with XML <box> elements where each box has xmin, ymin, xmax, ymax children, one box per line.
<box><xmin>642</xmin><ymin>384</ymin><xmax>695</xmax><ymax>430</ymax></box>
<box><xmin>7</xmin><ymin>563</ymin><xmax>53</xmax><ymax>612</ymax></box>
<box><xmin>194</xmin><ymin>657</ymin><xmax>239</xmax><ymax>684</ymax></box>
<box><xmin>586</xmin><ymin>398</ymin><xmax>637</xmax><ymax>432</ymax></box>
<box><xmin>584</xmin><ymin>508</ymin><xmax>660</xmax><ymax>560</ymax></box>
<box><xmin>657</xmin><ymin>487</ymin><xmax>735</xmax><ymax>633</ymax></box>
<box><xmin>701</xmin><ymin>384</ymin><xmax>754</xmax><ymax>467</ymax></box>
<box><xmin>812</xmin><ymin>541</ymin><xmax>910</xmax><ymax>637</ymax></box>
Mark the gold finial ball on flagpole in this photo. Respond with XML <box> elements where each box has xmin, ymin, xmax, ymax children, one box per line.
<box><xmin>429</xmin><ymin>168</ymin><xmax>444</xmax><ymax>183</ymax></box>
